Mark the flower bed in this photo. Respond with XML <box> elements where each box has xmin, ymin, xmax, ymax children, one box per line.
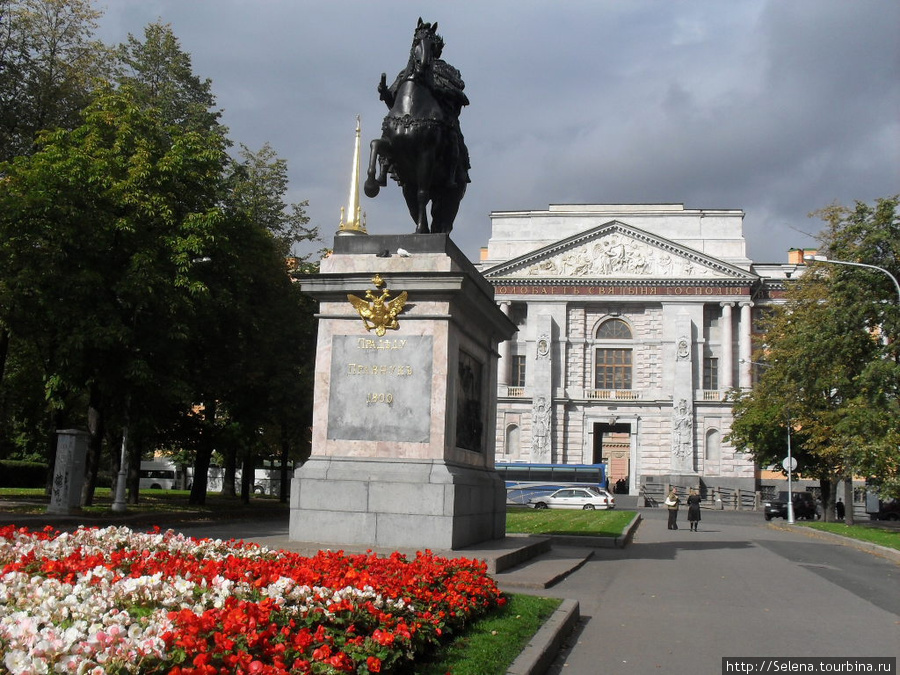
<box><xmin>0</xmin><ymin>525</ymin><xmax>505</xmax><ymax>674</ymax></box>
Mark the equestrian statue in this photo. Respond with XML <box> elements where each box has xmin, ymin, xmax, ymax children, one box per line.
<box><xmin>364</xmin><ymin>18</ymin><xmax>470</xmax><ymax>234</ymax></box>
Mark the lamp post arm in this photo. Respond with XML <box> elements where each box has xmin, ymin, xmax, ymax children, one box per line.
<box><xmin>804</xmin><ymin>255</ymin><xmax>900</xmax><ymax>305</ymax></box>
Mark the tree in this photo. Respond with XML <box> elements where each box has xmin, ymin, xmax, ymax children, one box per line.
<box><xmin>113</xmin><ymin>21</ymin><xmax>219</xmax><ymax>134</ymax></box>
<box><xmin>729</xmin><ymin>196</ymin><xmax>900</xmax><ymax>519</ymax></box>
<box><xmin>807</xmin><ymin>196</ymin><xmax>900</xmax><ymax>507</ymax></box>
<box><xmin>0</xmin><ymin>0</ymin><xmax>109</xmax><ymax>162</ymax></box>
<box><xmin>0</xmin><ymin>84</ymin><xmax>227</xmax><ymax>504</ymax></box>
<box><xmin>183</xmin><ymin>144</ymin><xmax>320</xmax><ymax>505</ymax></box>
<box><xmin>228</xmin><ymin>142</ymin><xmax>319</xmax><ymax>256</ymax></box>
<box><xmin>0</xmin><ymin>0</ymin><xmax>110</xmax><ymax>395</ymax></box>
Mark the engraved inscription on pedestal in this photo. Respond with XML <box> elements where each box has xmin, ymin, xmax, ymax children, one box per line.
<box><xmin>328</xmin><ymin>335</ymin><xmax>433</xmax><ymax>442</ymax></box>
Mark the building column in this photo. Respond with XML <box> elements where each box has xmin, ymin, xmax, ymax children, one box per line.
<box><xmin>531</xmin><ymin>313</ymin><xmax>554</xmax><ymax>463</ymax></box>
<box><xmin>498</xmin><ymin>301</ymin><xmax>511</xmax><ymax>387</ymax></box>
<box><xmin>720</xmin><ymin>302</ymin><xmax>734</xmax><ymax>390</ymax></box>
<box><xmin>738</xmin><ymin>301</ymin><xmax>754</xmax><ymax>388</ymax></box>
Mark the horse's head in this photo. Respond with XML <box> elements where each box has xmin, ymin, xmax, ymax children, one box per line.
<box><xmin>411</xmin><ymin>18</ymin><xmax>443</xmax><ymax>76</ymax></box>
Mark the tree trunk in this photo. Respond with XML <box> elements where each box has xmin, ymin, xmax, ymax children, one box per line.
<box><xmin>189</xmin><ymin>400</ymin><xmax>217</xmax><ymax>506</ymax></box>
<box><xmin>81</xmin><ymin>384</ymin><xmax>104</xmax><ymax>507</ymax></box>
<box><xmin>240</xmin><ymin>444</ymin><xmax>253</xmax><ymax>505</ymax></box>
<box><xmin>222</xmin><ymin>442</ymin><xmax>237</xmax><ymax>498</ymax></box>
<box><xmin>127</xmin><ymin>435</ymin><xmax>141</xmax><ymax>505</ymax></box>
<box><xmin>190</xmin><ymin>444</ymin><xmax>213</xmax><ymax>506</ymax></box>
<box><xmin>279</xmin><ymin>428</ymin><xmax>290</xmax><ymax>504</ymax></box>
<box><xmin>0</xmin><ymin>328</ymin><xmax>8</xmax><ymax>386</ymax></box>
<box><xmin>843</xmin><ymin>475</ymin><xmax>855</xmax><ymax>526</ymax></box>
<box><xmin>819</xmin><ymin>477</ymin><xmax>835</xmax><ymax>523</ymax></box>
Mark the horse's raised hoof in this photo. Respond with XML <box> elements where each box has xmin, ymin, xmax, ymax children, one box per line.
<box><xmin>364</xmin><ymin>179</ymin><xmax>380</xmax><ymax>198</ymax></box>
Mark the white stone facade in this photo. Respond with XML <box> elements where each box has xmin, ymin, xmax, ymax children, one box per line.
<box><xmin>478</xmin><ymin>204</ymin><xmax>799</xmax><ymax>496</ymax></box>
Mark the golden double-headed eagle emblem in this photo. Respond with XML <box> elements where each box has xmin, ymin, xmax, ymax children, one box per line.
<box><xmin>347</xmin><ymin>274</ymin><xmax>408</xmax><ymax>336</ymax></box>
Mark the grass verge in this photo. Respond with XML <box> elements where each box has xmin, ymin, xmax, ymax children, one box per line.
<box><xmin>0</xmin><ymin>487</ymin><xmax>287</xmax><ymax>517</ymax></box>
<box><xmin>413</xmin><ymin>593</ymin><xmax>563</xmax><ymax>675</ymax></box>
<box><xmin>506</xmin><ymin>505</ymin><xmax>636</xmax><ymax>537</ymax></box>
<box><xmin>794</xmin><ymin>521</ymin><xmax>900</xmax><ymax>551</ymax></box>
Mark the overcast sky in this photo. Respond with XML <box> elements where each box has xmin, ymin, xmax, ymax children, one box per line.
<box><xmin>96</xmin><ymin>1</ymin><xmax>899</xmax><ymax>265</ymax></box>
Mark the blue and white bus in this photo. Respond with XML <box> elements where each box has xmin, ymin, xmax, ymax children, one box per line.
<box><xmin>496</xmin><ymin>463</ymin><xmax>608</xmax><ymax>505</ymax></box>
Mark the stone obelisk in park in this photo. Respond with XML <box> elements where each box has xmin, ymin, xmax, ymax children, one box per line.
<box><xmin>290</xmin><ymin>21</ymin><xmax>516</xmax><ymax>550</ymax></box>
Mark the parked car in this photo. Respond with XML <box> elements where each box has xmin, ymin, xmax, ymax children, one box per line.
<box><xmin>529</xmin><ymin>487</ymin><xmax>616</xmax><ymax>510</ymax></box>
<box><xmin>763</xmin><ymin>492</ymin><xmax>819</xmax><ymax>521</ymax></box>
<box><xmin>871</xmin><ymin>499</ymin><xmax>900</xmax><ymax>521</ymax></box>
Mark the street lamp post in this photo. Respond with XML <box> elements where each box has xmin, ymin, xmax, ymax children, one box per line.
<box><xmin>111</xmin><ymin>424</ymin><xmax>128</xmax><ymax>513</ymax></box>
<box><xmin>741</xmin><ymin>358</ymin><xmax>795</xmax><ymax>524</ymax></box>
<box><xmin>803</xmin><ymin>255</ymin><xmax>900</xmax><ymax>305</ymax></box>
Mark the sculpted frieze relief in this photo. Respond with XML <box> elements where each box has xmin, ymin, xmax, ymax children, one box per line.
<box><xmin>509</xmin><ymin>233</ymin><xmax>726</xmax><ymax>280</ymax></box>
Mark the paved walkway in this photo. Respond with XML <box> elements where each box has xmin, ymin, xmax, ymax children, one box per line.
<box><xmin>542</xmin><ymin>507</ymin><xmax>900</xmax><ymax>673</ymax></box>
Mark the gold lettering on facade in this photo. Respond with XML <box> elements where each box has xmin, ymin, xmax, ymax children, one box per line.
<box><xmin>356</xmin><ymin>338</ymin><xmax>408</xmax><ymax>350</ymax></box>
<box><xmin>366</xmin><ymin>392</ymin><xmax>394</xmax><ymax>405</ymax></box>
<box><xmin>347</xmin><ymin>363</ymin><xmax>414</xmax><ymax>376</ymax></box>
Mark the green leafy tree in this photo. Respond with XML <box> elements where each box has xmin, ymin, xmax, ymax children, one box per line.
<box><xmin>113</xmin><ymin>20</ymin><xmax>220</xmax><ymax>134</ymax></box>
<box><xmin>0</xmin><ymin>0</ymin><xmax>110</xmax><ymax>407</ymax></box>
<box><xmin>0</xmin><ymin>84</ymin><xmax>227</xmax><ymax>504</ymax></box>
<box><xmin>806</xmin><ymin>196</ymin><xmax>900</xmax><ymax>507</ymax></box>
<box><xmin>729</xmin><ymin>196</ymin><xmax>900</xmax><ymax>519</ymax></box>
<box><xmin>183</xmin><ymin>144</ymin><xmax>320</xmax><ymax>505</ymax></box>
<box><xmin>0</xmin><ymin>0</ymin><xmax>109</xmax><ymax>162</ymax></box>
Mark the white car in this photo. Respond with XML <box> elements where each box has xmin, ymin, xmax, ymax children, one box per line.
<box><xmin>529</xmin><ymin>487</ymin><xmax>616</xmax><ymax>510</ymax></box>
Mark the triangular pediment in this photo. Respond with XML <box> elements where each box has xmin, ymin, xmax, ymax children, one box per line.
<box><xmin>483</xmin><ymin>221</ymin><xmax>757</xmax><ymax>283</ymax></box>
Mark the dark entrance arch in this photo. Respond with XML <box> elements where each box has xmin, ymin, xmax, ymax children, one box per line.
<box><xmin>593</xmin><ymin>422</ymin><xmax>631</xmax><ymax>492</ymax></box>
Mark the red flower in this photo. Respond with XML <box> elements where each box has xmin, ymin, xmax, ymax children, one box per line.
<box><xmin>366</xmin><ymin>656</ymin><xmax>382</xmax><ymax>673</ymax></box>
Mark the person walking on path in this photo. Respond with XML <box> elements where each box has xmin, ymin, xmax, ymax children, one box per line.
<box><xmin>665</xmin><ymin>487</ymin><xmax>681</xmax><ymax>530</ymax></box>
<box><xmin>687</xmin><ymin>488</ymin><xmax>702</xmax><ymax>531</ymax></box>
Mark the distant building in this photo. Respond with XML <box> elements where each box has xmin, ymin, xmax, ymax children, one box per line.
<box><xmin>476</xmin><ymin>204</ymin><xmax>809</xmax><ymax>497</ymax></box>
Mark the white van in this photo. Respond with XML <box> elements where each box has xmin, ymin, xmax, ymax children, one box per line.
<box><xmin>139</xmin><ymin>460</ymin><xmax>179</xmax><ymax>490</ymax></box>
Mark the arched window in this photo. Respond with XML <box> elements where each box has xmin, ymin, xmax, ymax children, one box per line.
<box><xmin>594</xmin><ymin>319</ymin><xmax>633</xmax><ymax>389</ymax></box>
<box><xmin>596</xmin><ymin>318</ymin><xmax>632</xmax><ymax>340</ymax></box>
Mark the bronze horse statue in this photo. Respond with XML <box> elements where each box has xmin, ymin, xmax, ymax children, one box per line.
<box><xmin>364</xmin><ymin>19</ymin><xmax>470</xmax><ymax>234</ymax></box>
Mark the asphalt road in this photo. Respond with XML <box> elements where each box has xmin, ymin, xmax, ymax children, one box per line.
<box><xmin>543</xmin><ymin>508</ymin><xmax>900</xmax><ymax>674</ymax></box>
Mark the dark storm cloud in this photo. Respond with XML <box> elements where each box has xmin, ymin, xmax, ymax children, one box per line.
<box><xmin>96</xmin><ymin>0</ymin><xmax>898</xmax><ymax>263</ymax></box>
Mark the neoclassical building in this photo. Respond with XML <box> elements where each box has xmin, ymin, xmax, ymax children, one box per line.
<box><xmin>476</xmin><ymin>204</ymin><xmax>803</xmax><ymax>496</ymax></box>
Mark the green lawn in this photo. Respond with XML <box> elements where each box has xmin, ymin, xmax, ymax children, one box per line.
<box><xmin>794</xmin><ymin>520</ymin><xmax>900</xmax><ymax>552</ymax></box>
<box><xmin>0</xmin><ymin>487</ymin><xmax>286</xmax><ymax>517</ymax></box>
<box><xmin>506</xmin><ymin>505</ymin><xmax>636</xmax><ymax>537</ymax></box>
<box><xmin>414</xmin><ymin>593</ymin><xmax>562</xmax><ymax>675</ymax></box>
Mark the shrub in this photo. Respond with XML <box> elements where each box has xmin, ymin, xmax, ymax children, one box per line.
<box><xmin>0</xmin><ymin>460</ymin><xmax>48</xmax><ymax>488</ymax></box>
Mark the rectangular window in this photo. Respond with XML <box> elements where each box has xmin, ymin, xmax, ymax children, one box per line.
<box><xmin>512</xmin><ymin>354</ymin><xmax>527</xmax><ymax>387</ymax></box>
<box><xmin>594</xmin><ymin>348</ymin><xmax>632</xmax><ymax>389</ymax></box>
<box><xmin>703</xmin><ymin>357</ymin><xmax>719</xmax><ymax>390</ymax></box>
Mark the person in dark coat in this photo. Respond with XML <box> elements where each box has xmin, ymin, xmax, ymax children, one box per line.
<box><xmin>665</xmin><ymin>487</ymin><xmax>680</xmax><ymax>530</ymax></box>
<box><xmin>687</xmin><ymin>488</ymin><xmax>702</xmax><ymax>531</ymax></box>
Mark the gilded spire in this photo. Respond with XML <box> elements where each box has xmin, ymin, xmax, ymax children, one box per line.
<box><xmin>338</xmin><ymin>116</ymin><xmax>367</xmax><ymax>235</ymax></box>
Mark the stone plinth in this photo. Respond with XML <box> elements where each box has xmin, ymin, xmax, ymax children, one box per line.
<box><xmin>290</xmin><ymin>234</ymin><xmax>517</xmax><ymax>550</ymax></box>
<box><xmin>47</xmin><ymin>429</ymin><xmax>88</xmax><ymax>515</ymax></box>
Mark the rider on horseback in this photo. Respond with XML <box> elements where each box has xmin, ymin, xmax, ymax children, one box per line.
<box><xmin>377</xmin><ymin>19</ymin><xmax>470</xmax><ymax>188</ymax></box>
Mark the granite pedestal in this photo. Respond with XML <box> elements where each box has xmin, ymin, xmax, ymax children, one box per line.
<box><xmin>290</xmin><ymin>234</ymin><xmax>517</xmax><ymax>550</ymax></box>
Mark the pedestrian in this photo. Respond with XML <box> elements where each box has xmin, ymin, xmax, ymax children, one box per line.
<box><xmin>687</xmin><ymin>488</ymin><xmax>702</xmax><ymax>531</ymax></box>
<box><xmin>835</xmin><ymin>499</ymin><xmax>845</xmax><ymax>520</ymax></box>
<box><xmin>665</xmin><ymin>487</ymin><xmax>680</xmax><ymax>530</ymax></box>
